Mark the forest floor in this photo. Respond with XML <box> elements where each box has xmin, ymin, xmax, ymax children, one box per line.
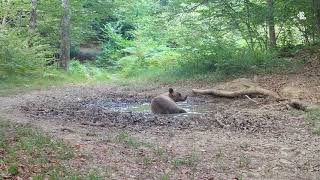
<box><xmin>1</xmin><ymin>55</ymin><xmax>320</xmax><ymax>179</ymax></box>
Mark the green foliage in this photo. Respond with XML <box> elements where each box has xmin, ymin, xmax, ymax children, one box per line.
<box><xmin>0</xmin><ymin>31</ymin><xmax>50</xmax><ymax>77</ymax></box>
<box><xmin>97</xmin><ymin>25</ymin><xmax>133</xmax><ymax>68</ymax></box>
<box><xmin>66</xmin><ymin>60</ymin><xmax>111</xmax><ymax>81</ymax></box>
<box><xmin>92</xmin><ymin>0</ymin><xmax>310</xmax><ymax>81</ymax></box>
<box><xmin>8</xmin><ymin>164</ymin><xmax>19</xmax><ymax>176</ymax></box>
<box><xmin>0</xmin><ymin>62</ymin><xmax>110</xmax><ymax>96</ymax></box>
<box><xmin>0</xmin><ymin>0</ymin><xmax>319</xmax><ymax>86</ymax></box>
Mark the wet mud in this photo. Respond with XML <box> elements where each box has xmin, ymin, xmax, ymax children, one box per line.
<box><xmin>20</xmin><ymin>88</ymin><xmax>304</xmax><ymax>135</ymax></box>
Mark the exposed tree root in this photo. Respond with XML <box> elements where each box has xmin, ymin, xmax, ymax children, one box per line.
<box><xmin>192</xmin><ymin>86</ymin><xmax>283</xmax><ymax>101</ymax></box>
<box><xmin>193</xmin><ymin>86</ymin><xmax>319</xmax><ymax>112</ymax></box>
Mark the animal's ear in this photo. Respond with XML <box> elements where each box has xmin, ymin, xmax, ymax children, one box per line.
<box><xmin>169</xmin><ymin>88</ymin><xmax>174</xmax><ymax>94</ymax></box>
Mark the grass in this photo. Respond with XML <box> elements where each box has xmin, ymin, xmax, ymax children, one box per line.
<box><xmin>160</xmin><ymin>174</ymin><xmax>170</xmax><ymax>180</ymax></box>
<box><xmin>313</xmin><ymin>128</ymin><xmax>320</xmax><ymax>135</ymax></box>
<box><xmin>172</xmin><ymin>152</ymin><xmax>200</xmax><ymax>168</ymax></box>
<box><xmin>305</xmin><ymin>109</ymin><xmax>320</xmax><ymax>135</ymax></box>
<box><xmin>113</xmin><ymin>131</ymin><xmax>202</xmax><ymax>177</ymax></box>
<box><xmin>0</xmin><ymin>66</ymin><xmax>111</xmax><ymax>97</ymax></box>
<box><xmin>289</xmin><ymin>109</ymin><xmax>320</xmax><ymax>135</ymax></box>
<box><xmin>239</xmin><ymin>154</ymin><xmax>251</xmax><ymax>168</ymax></box>
<box><xmin>0</xmin><ymin>118</ymin><xmax>101</xmax><ymax>179</ymax></box>
<box><xmin>215</xmin><ymin>148</ymin><xmax>225</xmax><ymax>160</ymax></box>
<box><xmin>115</xmin><ymin>132</ymin><xmax>152</xmax><ymax>149</ymax></box>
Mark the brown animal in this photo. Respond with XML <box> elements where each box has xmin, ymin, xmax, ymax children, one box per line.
<box><xmin>151</xmin><ymin>88</ymin><xmax>188</xmax><ymax>114</ymax></box>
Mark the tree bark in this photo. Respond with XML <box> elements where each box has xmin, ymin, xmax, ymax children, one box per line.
<box><xmin>267</xmin><ymin>0</ymin><xmax>276</xmax><ymax>48</ymax></box>
<box><xmin>28</xmin><ymin>0</ymin><xmax>37</xmax><ymax>47</ymax></box>
<box><xmin>1</xmin><ymin>16</ymin><xmax>7</xmax><ymax>27</ymax></box>
<box><xmin>313</xmin><ymin>0</ymin><xmax>320</xmax><ymax>36</ymax></box>
<box><xmin>1</xmin><ymin>0</ymin><xmax>8</xmax><ymax>29</ymax></box>
<box><xmin>244</xmin><ymin>0</ymin><xmax>255</xmax><ymax>50</ymax></box>
<box><xmin>59</xmin><ymin>0</ymin><xmax>71</xmax><ymax>70</ymax></box>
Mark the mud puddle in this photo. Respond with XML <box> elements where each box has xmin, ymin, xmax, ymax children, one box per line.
<box><xmin>20</xmin><ymin>92</ymin><xmax>298</xmax><ymax>134</ymax></box>
<box><xmin>82</xmin><ymin>99</ymin><xmax>210</xmax><ymax>114</ymax></box>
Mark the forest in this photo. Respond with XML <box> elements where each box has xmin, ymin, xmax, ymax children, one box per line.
<box><xmin>1</xmin><ymin>0</ymin><xmax>320</xmax><ymax>179</ymax></box>
<box><xmin>1</xmin><ymin>0</ymin><xmax>320</xmax><ymax>82</ymax></box>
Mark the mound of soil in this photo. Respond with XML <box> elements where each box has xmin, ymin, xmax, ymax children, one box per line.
<box><xmin>257</xmin><ymin>52</ymin><xmax>320</xmax><ymax>103</ymax></box>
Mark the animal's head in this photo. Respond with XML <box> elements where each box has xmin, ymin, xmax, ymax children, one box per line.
<box><xmin>168</xmin><ymin>88</ymin><xmax>188</xmax><ymax>102</ymax></box>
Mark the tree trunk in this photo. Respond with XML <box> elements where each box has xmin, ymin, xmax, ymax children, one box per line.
<box><xmin>267</xmin><ymin>0</ymin><xmax>276</xmax><ymax>48</ymax></box>
<box><xmin>244</xmin><ymin>0</ymin><xmax>255</xmax><ymax>51</ymax></box>
<box><xmin>28</xmin><ymin>0</ymin><xmax>37</xmax><ymax>47</ymax></box>
<box><xmin>59</xmin><ymin>0</ymin><xmax>71</xmax><ymax>70</ymax></box>
<box><xmin>1</xmin><ymin>16</ymin><xmax>7</xmax><ymax>27</ymax></box>
<box><xmin>313</xmin><ymin>0</ymin><xmax>320</xmax><ymax>36</ymax></box>
<box><xmin>1</xmin><ymin>0</ymin><xmax>8</xmax><ymax>29</ymax></box>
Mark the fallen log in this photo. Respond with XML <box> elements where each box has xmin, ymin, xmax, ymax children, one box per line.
<box><xmin>192</xmin><ymin>83</ymin><xmax>320</xmax><ymax>112</ymax></box>
<box><xmin>192</xmin><ymin>86</ymin><xmax>283</xmax><ymax>100</ymax></box>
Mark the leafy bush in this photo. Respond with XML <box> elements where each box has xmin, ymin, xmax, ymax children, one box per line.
<box><xmin>40</xmin><ymin>60</ymin><xmax>110</xmax><ymax>83</ymax></box>
<box><xmin>0</xmin><ymin>30</ymin><xmax>51</xmax><ymax>78</ymax></box>
<box><xmin>96</xmin><ymin>25</ymin><xmax>133</xmax><ymax>68</ymax></box>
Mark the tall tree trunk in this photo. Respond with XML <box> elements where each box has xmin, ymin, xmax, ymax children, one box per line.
<box><xmin>60</xmin><ymin>0</ymin><xmax>71</xmax><ymax>70</ymax></box>
<box><xmin>267</xmin><ymin>0</ymin><xmax>276</xmax><ymax>48</ymax></box>
<box><xmin>313</xmin><ymin>0</ymin><xmax>320</xmax><ymax>37</ymax></box>
<box><xmin>28</xmin><ymin>0</ymin><xmax>37</xmax><ymax>47</ymax></box>
<box><xmin>244</xmin><ymin>0</ymin><xmax>255</xmax><ymax>51</ymax></box>
<box><xmin>1</xmin><ymin>16</ymin><xmax>7</xmax><ymax>27</ymax></box>
<box><xmin>1</xmin><ymin>0</ymin><xmax>8</xmax><ymax>29</ymax></box>
<box><xmin>264</xmin><ymin>22</ymin><xmax>269</xmax><ymax>51</ymax></box>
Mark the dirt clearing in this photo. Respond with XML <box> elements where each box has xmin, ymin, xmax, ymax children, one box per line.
<box><xmin>0</xmin><ymin>81</ymin><xmax>320</xmax><ymax>179</ymax></box>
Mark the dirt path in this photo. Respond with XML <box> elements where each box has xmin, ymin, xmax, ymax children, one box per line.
<box><xmin>0</xmin><ymin>82</ymin><xmax>319</xmax><ymax>180</ymax></box>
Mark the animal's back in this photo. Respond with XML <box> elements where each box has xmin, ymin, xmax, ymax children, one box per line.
<box><xmin>151</xmin><ymin>95</ymin><xmax>186</xmax><ymax>114</ymax></box>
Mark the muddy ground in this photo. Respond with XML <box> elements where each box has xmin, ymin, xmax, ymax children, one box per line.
<box><xmin>0</xmin><ymin>81</ymin><xmax>320</xmax><ymax>180</ymax></box>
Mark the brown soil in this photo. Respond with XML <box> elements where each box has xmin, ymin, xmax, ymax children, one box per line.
<box><xmin>0</xmin><ymin>76</ymin><xmax>320</xmax><ymax>180</ymax></box>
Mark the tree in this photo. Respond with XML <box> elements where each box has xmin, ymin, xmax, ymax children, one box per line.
<box><xmin>28</xmin><ymin>0</ymin><xmax>37</xmax><ymax>47</ymax></box>
<box><xmin>267</xmin><ymin>0</ymin><xmax>276</xmax><ymax>48</ymax></box>
<box><xmin>60</xmin><ymin>0</ymin><xmax>71</xmax><ymax>70</ymax></box>
<box><xmin>313</xmin><ymin>0</ymin><xmax>320</xmax><ymax>35</ymax></box>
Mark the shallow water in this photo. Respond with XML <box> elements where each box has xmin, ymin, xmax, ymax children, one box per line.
<box><xmin>92</xmin><ymin>100</ymin><xmax>210</xmax><ymax>114</ymax></box>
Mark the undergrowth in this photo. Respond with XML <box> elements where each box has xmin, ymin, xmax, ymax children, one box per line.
<box><xmin>118</xmin><ymin>52</ymin><xmax>304</xmax><ymax>84</ymax></box>
<box><xmin>305</xmin><ymin>109</ymin><xmax>320</xmax><ymax>135</ymax></box>
<box><xmin>0</xmin><ymin>60</ymin><xmax>110</xmax><ymax>96</ymax></box>
<box><xmin>0</xmin><ymin>118</ymin><xmax>101</xmax><ymax>179</ymax></box>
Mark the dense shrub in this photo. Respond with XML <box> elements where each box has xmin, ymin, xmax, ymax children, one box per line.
<box><xmin>0</xmin><ymin>31</ymin><xmax>51</xmax><ymax>78</ymax></box>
